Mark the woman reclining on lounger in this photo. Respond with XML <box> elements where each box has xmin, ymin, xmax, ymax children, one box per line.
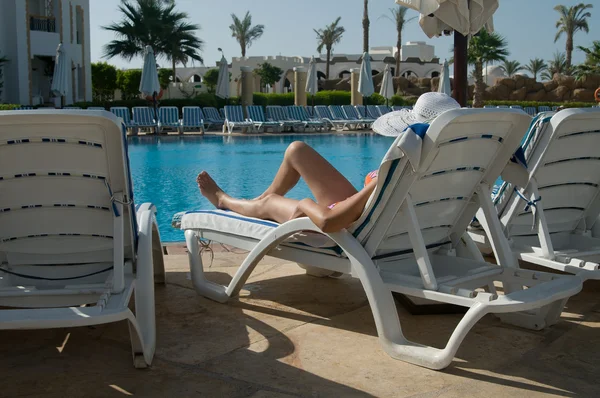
<box><xmin>198</xmin><ymin>93</ymin><xmax>460</xmax><ymax>233</ymax></box>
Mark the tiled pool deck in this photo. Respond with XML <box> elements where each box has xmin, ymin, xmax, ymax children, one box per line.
<box><xmin>1</xmin><ymin>247</ymin><xmax>598</xmax><ymax>397</ymax></box>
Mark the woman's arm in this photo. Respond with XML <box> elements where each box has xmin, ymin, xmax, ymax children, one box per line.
<box><xmin>292</xmin><ymin>179</ymin><xmax>378</xmax><ymax>233</ymax></box>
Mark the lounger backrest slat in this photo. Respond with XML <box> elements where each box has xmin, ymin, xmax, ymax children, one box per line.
<box><xmin>203</xmin><ymin>107</ymin><xmax>224</xmax><ymax>122</ymax></box>
<box><xmin>538</xmin><ymin>106</ymin><xmax>551</xmax><ymax>113</ymax></box>
<box><xmin>366</xmin><ymin>105</ymin><xmax>382</xmax><ymax>118</ymax></box>
<box><xmin>355</xmin><ymin>105</ymin><xmax>367</xmax><ymax>118</ymax></box>
<box><xmin>314</xmin><ymin>106</ymin><xmax>333</xmax><ymax>120</ymax></box>
<box><xmin>158</xmin><ymin>106</ymin><xmax>179</xmax><ymax>124</ymax></box>
<box><xmin>0</xmin><ymin>110</ymin><xmax>136</xmax><ymax>277</ymax></box>
<box><xmin>110</xmin><ymin>107</ymin><xmax>131</xmax><ymax>123</ymax></box>
<box><xmin>248</xmin><ymin>106</ymin><xmax>268</xmax><ymax>122</ymax></box>
<box><xmin>341</xmin><ymin>105</ymin><xmax>361</xmax><ymax>120</ymax></box>
<box><xmin>350</xmin><ymin>110</ymin><xmax>530</xmax><ymax>259</ymax></box>
<box><xmin>183</xmin><ymin>106</ymin><xmax>204</xmax><ymax>127</ymax></box>
<box><xmin>329</xmin><ymin>105</ymin><xmax>349</xmax><ymax>120</ymax></box>
<box><xmin>224</xmin><ymin>106</ymin><xmax>246</xmax><ymax>122</ymax></box>
<box><xmin>287</xmin><ymin>106</ymin><xmax>310</xmax><ymax>121</ymax></box>
<box><xmin>524</xmin><ymin>107</ymin><xmax>537</xmax><ymax>116</ymax></box>
<box><xmin>133</xmin><ymin>107</ymin><xmax>155</xmax><ymax>125</ymax></box>
<box><xmin>376</xmin><ymin>105</ymin><xmax>391</xmax><ymax>115</ymax></box>
<box><xmin>500</xmin><ymin>108</ymin><xmax>600</xmax><ymax>236</ymax></box>
<box><xmin>265</xmin><ymin>106</ymin><xmax>281</xmax><ymax>121</ymax></box>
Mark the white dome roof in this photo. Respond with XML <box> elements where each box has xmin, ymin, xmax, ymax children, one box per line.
<box><xmin>484</xmin><ymin>64</ymin><xmax>506</xmax><ymax>78</ymax></box>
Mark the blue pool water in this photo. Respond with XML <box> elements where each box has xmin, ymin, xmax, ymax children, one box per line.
<box><xmin>128</xmin><ymin>134</ymin><xmax>394</xmax><ymax>242</ymax></box>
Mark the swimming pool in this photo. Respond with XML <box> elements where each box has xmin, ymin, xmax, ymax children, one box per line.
<box><xmin>128</xmin><ymin>134</ymin><xmax>394</xmax><ymax>242</ymax></box>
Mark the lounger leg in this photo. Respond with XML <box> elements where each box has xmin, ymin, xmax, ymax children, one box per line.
<box><xmin>129</xmin><ymin>209</ymin><xmax>158</xmax><ymax>368</ymax></box>
<box><xmin>185</xmin><ymin>230</ymin><xmax>230</xmax><ymax>303</ymax></box>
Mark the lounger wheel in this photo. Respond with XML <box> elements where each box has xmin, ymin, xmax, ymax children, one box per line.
<box><xmin>133</xmin><ymin>354</ymin><xmax>149</xmax><ymax>369</ymax></box>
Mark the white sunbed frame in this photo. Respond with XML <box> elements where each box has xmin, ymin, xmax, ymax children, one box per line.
<box><xmin>469</xmin><ymin>108</ymin><xmax>600</xmax><ymax>281</ymax></box>
<box><xmin>224</xmin><ymin>106</ymin><xmax>255</xmax><ymax>134</ymax></box>
<box><xmin>177</xmin><ymin>109</ymin><xmax>583</xmax><ymax>370</ymax></box>
<box><xmin>0</xmin><ymin>110</ymin><xmax>166</xmax><ymax>368</ymax></box>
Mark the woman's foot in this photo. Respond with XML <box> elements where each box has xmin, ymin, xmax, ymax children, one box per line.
<box><xmin>197</xmin><ymin>171</ymin><xmax>228</xmax><ymax>209</ymax></box>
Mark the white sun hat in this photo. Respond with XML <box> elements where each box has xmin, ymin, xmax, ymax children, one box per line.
<box><xmin>373</xmin><ymin>92</ymin><xmax>460</xmax><ymax>137</ymax></box>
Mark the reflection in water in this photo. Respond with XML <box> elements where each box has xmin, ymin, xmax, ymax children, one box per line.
<box><xmin>128</xmin><ymin>133</ymin><xmax>392</xmax><ymax>241</ymax></box>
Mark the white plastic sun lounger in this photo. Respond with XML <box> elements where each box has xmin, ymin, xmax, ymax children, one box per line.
<box><xmin>313</xmin><ymin>106</ymin><xmax>351</xmax><ymax>131</ymax></box>
<box><xmin>248</xmin><ymin>105</ymin><xmax>282</xmax><ymax>133</ymax></box>
<box><xmin>158</xmin><ymin>106</ymin><xmax>181</xmax><ymax>133</ymax></box>
<box><xmin>132</xmin><ymin>106</ymin><xmax>158</xmax><ymax>134</ymax></box>
<box><xmin>110</xmin><ymin>107</ymin><xmax>137</xmax><ymax>134</ymax></box>
<box><xmin>173</xmin><ymin>109</ymin><xmax>582</xmax><ymax>370</ymax></box>
<box><xmin>0</xmin><ymin>110</ymin><xmax>166</xmax><ymax>368</ymax></box>
<box><xmin>181</xmin><ymin>106</ymin><xmax>205</xmax><ymax>134</ymax></box>
<box><xmin>224</xmin><ymin>105</ymin><xmax>254</xmax><ymax>134</ymax></box>
<box><xmin>286</xmin><ymin>106</ymin><xmax>326</xmax><ymax>131</ymax></box>
<box><xmin>266</xmin><ymin>106</ymin><xmax>304</xmax><ymax>132</ymax></box>
<box><xmin>469</xmin><ymin>108</ymin><xmax>600</xmax><ymax>281</ymax></box>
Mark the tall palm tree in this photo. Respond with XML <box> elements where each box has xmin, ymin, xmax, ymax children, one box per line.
<box><xmin>314</xmin><ymin>17</ymin><xmax>345</xmax><ymax>79</ymax></box>
<box><xmin>163</xmin><ymin>17</ymin><xmax>204</xmax><ymax>81</ymax></box>
<box><xmin>381</xmin><ymin>6</ymin><xmax>416</xmax><ymax>77</ymax></box>
<box><xmin>574</xmin><ymin>40</ymin><xmax>600</xmax><ymax>78</ymax></box>
<box><xmin>541</xmin><ymin>51</ymin><xmax>572</xmax><ymax>80</ymax></box>
<box><xmin>102</xmin><ymin>0</ymin><xmax>203</xmax><ymax>82</ymax></box>
<box><xmin>467</xmin><ymin>29</ymin><xmax>509</xmax><ymax>108</ymax></box>
<box><xmin>524</xmin><ymin>58</ymin><xmax>548</xmax><ymax>81</ymax></box>
<box><xmin>500</xmin><ymin>60</ymin><xmax>524</xmax><ymax>77</ymax></box>
<box><xmin>363</xmin><ymin>0</ymin><xmax>369</xmax><ymax>53</ymax></box>
<box><xmin>554</xmin><ymin>3</ymin><xmax>593</xmax><ymax>68</ymax></box>
<box><xmin>229</xmin><ymin>11</ymin><xmax>264</xmax><ymax>58</ymax></box>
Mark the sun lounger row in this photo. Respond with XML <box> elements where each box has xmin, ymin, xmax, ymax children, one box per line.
<box><xmin>1</xmin><ymin>107</ymin><xmax>599</xmax><ymax>372</ymax></box>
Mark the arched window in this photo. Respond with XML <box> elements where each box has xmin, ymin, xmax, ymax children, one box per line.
<box><xmin>192</xmin><ymin>74</ymin><xmax>201</xmax><ymax>82</ymax></box>
<box><xmin>317</xmin><ymin>71</ymin><xmax>326</xmax><ymax>80</ymax></box>
<box><xmin>401</xmin><ymin>70</ymin><xmax>416</xmax><ymax>78</ymax></box>
<box><xmin>338</xmin><ymin>70</ymin><xmax>351</xmax><ymax>79</ymax></box>
<box><xmin>431</xmin><ymin>71</ymin><xmax>440</xmax><ymax>78</ymax></box>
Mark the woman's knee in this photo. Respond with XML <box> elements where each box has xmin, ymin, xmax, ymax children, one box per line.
<box><xmin>285</xmin><ymin>141</ymin><xmax>310</xmax><ymax>160</ymax></box>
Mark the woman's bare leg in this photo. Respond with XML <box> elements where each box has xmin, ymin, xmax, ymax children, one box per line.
<box><xmin>198</xmin><ymin>172</ymin><xmax>298</xmax><ymax>223</ymax></box>
<box><xmin>257</xmin><ymin>141</ymin><xmax>357</xmax><ymax>205</ymax></box>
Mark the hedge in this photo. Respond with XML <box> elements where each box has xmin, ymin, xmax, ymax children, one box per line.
<box><xmin>0</xmin><ymin>104</ymin><xmax>21</xmax><ymax>110</ymax></box>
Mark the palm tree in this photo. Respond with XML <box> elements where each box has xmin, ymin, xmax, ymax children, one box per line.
<box><xmin>524</xmin><ymin>58</ymin><xmax>548</xmax><ymax>81</ymax></box>
<box><xmin>541</xmin><ymin>51</ymin><xmax>572</xmax><ymax>80</ymax></box>
<box><xmin>381</xmin><ymin>6</ymin><xmax>416</xmax><ymax>77</ymax></box>
<box><xmin>574</xmin><ymin>40</ymin><xmax>600</xmax><ymax>78</ymax></box>
<box><xmin>229</xmin><ymin>11</ymin><xmax>264</xmax><ymax>58</ymax></box>
<box><xmin>163</xmin><ymin>17</ymin><xmax>204</xmax><ymax>81</ymax></box>
<box><xmin>102</xmin><ymin>0</ymin><xmax>203</xmax><ymax>82</ymax></box>
<box><xmin>554</xmin><ymin>3</ymin><xmax>593</xmax><ymax>68</ymax></box>
<box><xmin>363</xmin><ymin>0</ymin><xmax>369</xmax><ymax>53</ymax></box>
<box><xmin>500</xmin><ymin>60</ymin><xmax>524</xmax><ymax>77</ymax></box>
<box><xmin>467</xmin><ymin>29</ymin><xmax>509</xmax><ymax>108</ymax></box>
<box><xmin>314</xmin><ymin>17</ymin><xmax>345</xmax><ymax>79</ymax></box>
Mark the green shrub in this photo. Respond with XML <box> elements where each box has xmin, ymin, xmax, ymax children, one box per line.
<box><xmin>311</xmin><ymin>90</ymin><xmax>351</xmax><ymax>106</ymax></box>
<box><xmin>0</xmin><ymin>104</ymin><xmax>21</xmax><ymax>110</ymax></box>
<box><xmin>253</xmin><ymin>92</ymin><xmax>294</xmax><ymax>106</ymax></box>
<box><xmin>390</xmin><ymin>95</ymin><xmax>416</xmax><ymax>106</ymax></box>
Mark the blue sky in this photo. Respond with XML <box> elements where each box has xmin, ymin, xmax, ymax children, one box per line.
<box><xmin>90</xmin><ymin>0</ymin><xmax>599</xmax><ymax>72</ymax></box>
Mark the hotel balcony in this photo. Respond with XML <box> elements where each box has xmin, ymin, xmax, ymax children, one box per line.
<box><xmin>29</xmin><ymin>15</ymin><xmax>60</xmax><ymax>57</ymax></box>
<box><xmin>29</xmin><ymin>15</ymin><xmax>56</xmax><ymax>32</ymax></box>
